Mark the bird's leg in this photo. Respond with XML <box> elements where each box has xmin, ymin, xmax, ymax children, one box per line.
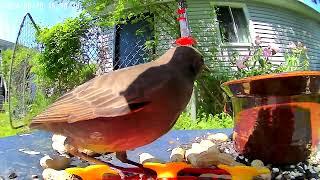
<box><xmin>116</xmin><ymin>151</ymin><xmax>156</xmax><ymax>176</ymax></box>
<box><xmin>65</xmin><ymin>145</ymin><xmax>145</xmax><ymax>175</ymax></box>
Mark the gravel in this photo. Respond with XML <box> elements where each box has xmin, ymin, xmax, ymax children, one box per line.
<box><xmin>192</xmin><ymin>135</ymin><xmax>320</xmax><ymax>180</ymax></box>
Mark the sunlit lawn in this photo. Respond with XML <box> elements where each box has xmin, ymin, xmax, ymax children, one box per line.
<box><xmin>0</xmin><ymin>113</ymin><xmax>30</xmax><ymax>138</ymax></box>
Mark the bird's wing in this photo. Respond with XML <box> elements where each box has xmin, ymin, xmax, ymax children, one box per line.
<box><xmin>31</xmin><ymin>65</ymin><xmax>171</xmax><ymax>124</ymax></box>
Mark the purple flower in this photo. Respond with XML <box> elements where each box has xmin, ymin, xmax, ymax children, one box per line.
<box><xmin>263</xmin><ymin>48</ymin><xmax>272</xmax><ymax>58</ymax></box>
<box><xmin>236</xmin><ymin>55</ymin><xmax>250</xmax><ymax>69</ymax></box>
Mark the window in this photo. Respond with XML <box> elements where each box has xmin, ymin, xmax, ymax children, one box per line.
<box><xmin>215</xmin><ymin>6</ymin><xmax>250</xmax><ymax>43</ymax></box>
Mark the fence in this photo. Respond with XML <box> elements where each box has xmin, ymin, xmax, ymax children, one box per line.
<box><xmin>7</xmin><ymin>0</ymin><xmax>229</xmax><ymax>128</ymax></box>
<box><xmin>8</xmin><ymin>13</ymin><xmax>40</xmax><ymax>128</ymax></box>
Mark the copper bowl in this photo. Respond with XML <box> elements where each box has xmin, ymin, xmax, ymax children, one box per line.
<box><xmin>221</xmin><ymin>71</ymin><xmax>320</xmax><ymax>164</ymax></box>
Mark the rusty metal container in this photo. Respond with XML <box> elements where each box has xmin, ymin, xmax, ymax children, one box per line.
<box><xmin>221</xmin><ymin>71</ymin><xmax>320</xmax><ymax>164</ymax></box>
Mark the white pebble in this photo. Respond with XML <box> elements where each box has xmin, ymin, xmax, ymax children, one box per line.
<box><xmin>207</xmin><ymin>133</ymin><xmax>229</xmax><ymax>142</ymax></box>
<box><xmin>52</xmin><ymin>141</ymin><xmax>67</xmax><ymax>155</ymax></box>
<box><xmin>170</xmin><ymin>147</ymin><xmax>185</xmax><ymax>162</ymax></box>
<box><xmin>51</xmin><ymin>134</ymin><xmax>67</xmax><ymax>143</ymax></box>
<box><xmin>199</xmin><ymin>140</ymin><xmax>215</xmax><ymax>149</ymax></box>
<box><xmin>139</xmin><ymin>153</ymin><xmax>164</xmax><ymax>164</ymax></box>
<box><xmin>272</xmin><ymin>168</ymin><xmax>280</xmax><ymax>173</ymax></box>
<box><xmin>42</xmin><ymin>169</ymin><xmax>73</xmax><ymax>180</ymax></box>
<box><xmin>275</xmin><ymin>174</ymin><xmax>282</xmax><ymax>180</ymax></box>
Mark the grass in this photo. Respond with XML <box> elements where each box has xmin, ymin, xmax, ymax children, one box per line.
<box><xmin>0</xmin><ymin>113</ymin><xmax>31</xmax><ymax>138</ymax></box>
<box><xmin>174</xmin><ymin>112</ymin><xmax>234</xmax><ymax>130</ymax></box>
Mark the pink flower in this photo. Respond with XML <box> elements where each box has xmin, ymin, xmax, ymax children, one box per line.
<box><xmin>254</xmin><ymin>35</ymin><xmax>262</xmax><ymax>46</ymax></box>
<box><xmin>236</xmin><ymin>55</ymin><xmax>249</xmax><ymax>69</ymax></box>
<box><xmin>263</xmin><ymin>48</ymin><xmax>272</xmax><ymax>58</ymax></box>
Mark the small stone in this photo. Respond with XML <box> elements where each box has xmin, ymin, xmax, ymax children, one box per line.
<box><xmin>8</xmin><ymin>172</ymin><xmax>17</xmax><ymax>179</ymax></box>
<box><xmin>251</xmin><ymin>159</ymin><xmax>264</xmax><ymax>167</ymax></box>
<box><xmin>283</xmin><ymin>173</ymin><xmax>291</xmax><ymax>179</ymax></box>
<box><xmin>207</xmin><ymin>133</ymin><xmax>229</xmax><ymax>142</ymax></box>
<box><xmin>315</xmin><ymin>152</ymin><xmax>320</xmax><ymax>160</ymax></box>
<box><xmin>40</xmin><ymin>155</ymin><xmax>71</xmax><ymax>170</ymax></box>
<box><xmin>170</xmin><ymin>147</ymin><xmax>185</xmax><ymax>162</ymax></box>
<box><xmin>275</xmin><ymin>174</ymin><xmax>282</xmax><ymax>180</ymax></box>
<box><xmin>52</xmin><ymin>134</ymin><xmax>67</xmax><ymax>143</ymax></box>
<box><xmin>297</xmin><ymin>165</ymin><xmax>305</xmax><ymax>173</ymax></box>
<box><xmin>139</xmin><ymin>153</ymin><xmax>164</xmax><ymax>164</ymax></box>
<box><xmin>52</xmin><ymin>141</ymin><xmax>67</xmax><ymax>155</ymax></box>
<box><xmin>42</xmin><ymin>169</ymin><xmax>74</xmax><ymax>180</ymax></box>
<box><xmin>290</xmin><ymin>165</ymin><xmax>295</xmax><ymax>168</ymax></box>
<box><xmin>199</xmin><ymin>140</ymin><xmax>215</xmax><ymax>149</ymax></box>
<box><xmin>238</xmin><ymin>155</ymin><xmax>244</xmax><ymax>160</ymax></box>
<box><xmin>272</xmin><ymin>168</ymin><xmax>279</xmax><ymax>173</ymax></box>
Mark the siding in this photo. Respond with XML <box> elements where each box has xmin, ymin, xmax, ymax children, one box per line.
<box><xmin>248</xmin><ymin>3</ymin><xmax>320</xmax><ymax>70</ymax></box>
<box><xmin>98</xmin><ymin>0</ymin><xmax>320</xmax><ymax>71</ymax></box>
<box><xmin>186</xmin><ymin>0</ymin><xmax>320</xmax><ymax>70</ymax></box>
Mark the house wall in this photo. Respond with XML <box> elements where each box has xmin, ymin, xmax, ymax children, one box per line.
<box><xmin>186</xmin><ymin>0</ymin><xmax>320</xmax><ymax>70</ymax></box>
<box><xmin>98</xmin><ymin>0</ymin><xmax>320</xmax><ymax>71</ymax></box>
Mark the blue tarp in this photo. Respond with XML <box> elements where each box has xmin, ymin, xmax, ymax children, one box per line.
<box><xmin>0</xmin><ymin>129</ymin><xmax>233</xmax><ymax>179</ymax></box>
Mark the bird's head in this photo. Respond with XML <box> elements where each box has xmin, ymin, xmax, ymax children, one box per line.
<box><xmin>168</xmin><ymin>46</ymin><xmax>206</xmax><ymax>80</ymax></box>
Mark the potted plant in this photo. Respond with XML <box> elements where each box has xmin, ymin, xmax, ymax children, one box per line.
<box><xmin>221</xmin><ymin>36</ymin><xmax>320</xmax><ymax>164</ymax></box>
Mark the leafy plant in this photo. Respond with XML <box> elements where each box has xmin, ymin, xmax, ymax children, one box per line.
<box><xmin>34</xmin><ymin>14</ymin><xmax>96</xmax><ymax>95</ymax></box>
<box><xmin>232</xmin><ymin>36</ymin><xmax>310</xmax><ymax>79</ymax></box>
<box><xmin>174</xmin><ymin>112</ymin><xmax>233</xmax><ymax>130</ymax></box>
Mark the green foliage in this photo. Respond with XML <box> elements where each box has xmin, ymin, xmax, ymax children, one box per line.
<box><xmin>72</xmin><ymin>0</ymin><xmax>179</xmax><ymax>55</ymax></box>
<box><xmin>232</xmin><ymin>40</ymin><xmax>310</xmax><ymax>79</ymax></box>
<box><xmin>0</xmin><ymin>113</ymin><xmax>30</xmax><ymax>137</ymax></box>
<box><xmin>278</xmin><ymin>42</ymin><xmax>309</xmax><ymax>72</ymax></box>
<box><xmin>0</xmin><ymin>47</ymin><xmax>39</xmax><ymax>82</ymax></box>
<box><xmin>174</xmin><ymin>112</ymin><xmax>233</xmax><ymax>130</ymax></box>
<box><xmin>35</xmin><ymin>15</ymin><xmax>96</xmax><ymax>95</ymax></box>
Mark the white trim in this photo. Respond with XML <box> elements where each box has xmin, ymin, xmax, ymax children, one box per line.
<box><xmin>211</xmin><ymin>2</ymin><xmax>254</xmax><ymax>46</ymax></box>
<box><xmin>220</xmin><ymin>43</ymin><xmax>252</xmax><ymax>47</ymax></box>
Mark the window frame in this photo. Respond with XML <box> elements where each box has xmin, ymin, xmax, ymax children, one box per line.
<box><xmin>212</xmin><ymin>2</ymin><xmax>254</xmax><ymax>47</ymax></box>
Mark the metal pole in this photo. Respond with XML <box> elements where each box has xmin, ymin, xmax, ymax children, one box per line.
<box><xmin>177</xmin><ymin>0</ymin><xmax>197</xmax><ymax>121</ymax></box>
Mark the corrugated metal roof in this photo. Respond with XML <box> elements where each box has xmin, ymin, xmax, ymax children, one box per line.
<box><xmin>0</xmin><ymin>39</ymin><xmax>14</xmax><ymax>50</ymax></box>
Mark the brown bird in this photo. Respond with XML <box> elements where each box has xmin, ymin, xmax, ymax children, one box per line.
<box><xmin>30</xmin><ymin>46</ymin><xmax>204</xmax><ymax>170</ymax></box>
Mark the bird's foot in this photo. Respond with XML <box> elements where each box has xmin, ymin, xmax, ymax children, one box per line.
<box><xmin>116</xmin><ymin>151</ymin><xmax>156</xmax><ymax>177</ymax></box>
<box><xmin>65</xmin><ymin>145</ymin><xmax>155</xmax><ymax>177</ymax></box>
